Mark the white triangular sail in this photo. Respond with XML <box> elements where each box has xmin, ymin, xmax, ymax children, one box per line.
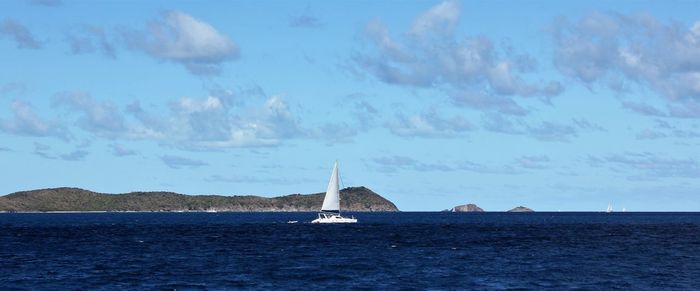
<box><xmin>311</xmin><ymin>161</ymin><xmax>357</xmax><ymax>223</ymax></box>
<box><xmin>320</xmin><ymin>161</ymin><xmax>340</xmax><ymax>213</ymax></box>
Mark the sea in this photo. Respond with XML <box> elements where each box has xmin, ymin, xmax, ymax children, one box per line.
<box><xmin>1</xmin><ymin>212</ymin><xmax>699</xmax><ymax>289</ymax></box>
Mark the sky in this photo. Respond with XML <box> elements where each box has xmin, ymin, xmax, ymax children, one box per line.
<box><xmin>1</xmin><ymin>0</ymin><xmax>700</xmax><ymax>211</ymax></box>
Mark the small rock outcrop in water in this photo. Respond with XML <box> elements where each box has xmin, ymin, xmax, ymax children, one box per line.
<box><xmin>449</xmin><ymin>203</ymin><xmax>484</xmax><ymax>212</ymax></box>
<box><xmin>508</xmin><ymin>206</ymin><xmax>534</xmax><ymax>212</ymax></box>
<box><xmin>0</xmin><ymin>186</ymin><xmax>398</xmax><ymax>212</ymax></box>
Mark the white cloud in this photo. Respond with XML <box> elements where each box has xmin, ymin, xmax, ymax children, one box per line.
<box><xmin>136</xmin><ymin>94</ymin><xmax>305</xmax><ymax>149</ymax></box>
<box><xmin>355</xmin><ymin>1</ymin><xmax>563</xmax><ymax>115</ymax></box>
<box><xmin>481</xmin><ymin>113</ymin><xmax>524</xmax><ymax>134</ymax></box>
<box><xmin>124</xmin><ymin>11</ymin><xmax>239</xmax><ymax>75</ymax></box>
<box><xmin>0</xmin><ymin>18</ymin><xmax>42</xmax><ymax>49</ymax></box>
<box><xmin>169</xmin><ymin>95</ymin><xmax>235</xmax><ymax>143</ymax></box>
<box><xmin>2</xmin><ymin>89</ymin><xmax>353</xmax><ymax>150</ymax></box>
<box><xmin>387</xmin><ymin>109</ymin><xmax>472</xmax><ymax>138</ymax></box>
<box><xmin>110</xmin><ymin>144</ymin><xmax>137</xmax><ymax>157</ymax></box>
<box><xmin>32</xmin><ymin>142</ymin><xmax>55</xmax><ymax>159</ymax></box>
<box><xmin>289</xmin><ymin>6</ymin><xmax>323</xmax><ymax>28</ymax></box>
<box><xmin>0</xmin><ymin>82</ymin><xmax>26</xmax><ymax>97</ymax></box>
<box><xmin>481</xmin><ymin>113</ymin><xmax>578</xmax><ymax>142</ymax></box>
<box><xmin>60</xmin><ymin>150</ymin><xmax>89</xmax><ymax>161</ymax></box>
<box><xmin>207</xmin><ymin>174</ymin><xmax>314</xmax><ymax>185</ymax></box>
<box><xmin>588</xmin><ymin>152</ymin><xmax>700</xmax><ymax>179</ymax></box>
<box><xmin>668</xmin><ymin>100</ymin><xmax>700</xmax><ymax>119</ymax></box>
<box><xmin>0</xmin><ymin>100</ymin><xmax>68</xmax><ymax>139</ymax></box>
<box><xmin>161</xmin><ymin>155</ymin><xmax>207</xmax><ymax>169</ymax></box>
<box><xmin>124</xmin><ymin>101</ymin><xmax>168</xmax><ymax>139</ymax></box>
<box><xmin>257</xmin><ymin>96</ymin><xmax>301</xmax><ymax>139</ymax></box>
<box><xmin>634</xmin><ymin>119</ymin><xmax>700</xmax><ymax>140</ymax></box>
<box><xmin>526</xmin><ymin>121</ymin><xmax>577</xmax><ymax>142</ymax></box>
<box><xmin>371</xmin><ymin>155</ymin><xmax>519</xmax><ymax>174</ymax></box>
<box><xmin>309</xmin><ymin>122</ymin><xmax>358</xmax><ymax>144</ymax></box>
<box><xmin>621</xmin><ymin>101</ymin><xmax>666</xmax><ymax>117</ymax></box>
<box><xmin>52</xmin><ymin>91</ymin><xmax>126</xmax><ymax>137</ymax></box>
<box><xmin>515</xmin><ymin>155</ymin><xmax>551</xmax><ymax>169</ymax></box>
<box><xmin>450</xmin><ymin>91</ymin><xmax>529</xmax><ymax>116</ymax></box>
<box><xmin>65</xmin><ymin>26</ymin><xmax>116</xmax><ymax>58</ymax></box>
<box><xmin>553</xmin><ymin>12</ymin><xmax>700</xmax><ymax>117</ymax></box>
<box><xmin>410</xmin><ymin>0</ymin><xmax>461</xmax><ymax>36</ymax></box>
<box><xmin>572</xmin><ymin>118</ymin><xmax>607</xmax><ymax>132</ymax></box>
<box><xmin>176</xmin><ymin>95</ymin><xmax>224</xmax><ymax>112</ymax></box>
<box><xmin>353</xmin><ymin>100</ymin><xmax>379</xmax><ymax>129</ymax></box>
<box><xmin>290</xmin><ymin>15</ymin><xmax>322</xmax><ymax>28</ymax></box>
<box><xmin>30</xmin><ymin>141</ymin><xmax>89</xmax><ymax>161</ymax></box>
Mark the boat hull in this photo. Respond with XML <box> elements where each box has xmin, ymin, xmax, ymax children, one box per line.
<box><xmin>311</xmin><ymin>213</ymin><xmax>357</xmax><ymax>223</ymax></box>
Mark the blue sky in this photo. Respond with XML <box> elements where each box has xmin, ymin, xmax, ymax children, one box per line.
<box><xmin>1</xmin><ymin>0</ymin><xmax>700</xmax><ymax>211</ymax></box>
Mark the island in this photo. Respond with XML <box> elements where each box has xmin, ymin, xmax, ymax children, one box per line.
<box><xmin>448</xmin><ymin>203</ymin><xmax>484</xmax><ymax>212</ymax></box>
<box><xmin>508</xmin><ymin>206</ymin><xmax>534</xmax><ymax>212</ymax></box>
<box><xmin>0</xmin><ymin>186</ymin><xmax>399</xmax><ymax>212</ymax></box>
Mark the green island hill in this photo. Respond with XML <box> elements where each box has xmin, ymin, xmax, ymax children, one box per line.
<box><xmin>0</xmin><ymin>186</ymin><xmax>398</xmax><ymax>212</ymax></box>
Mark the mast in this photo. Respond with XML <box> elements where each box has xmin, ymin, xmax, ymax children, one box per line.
<box><xmin>337</xmin><ymin>161</ymin><xmax>341</xmax><ymax>214</ymax></box>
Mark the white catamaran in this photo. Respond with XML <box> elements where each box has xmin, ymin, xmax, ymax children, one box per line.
<box><xmin>311</xmin><ymin>161</ymin><xmax>357</xmax><ymax>224</ymax></box>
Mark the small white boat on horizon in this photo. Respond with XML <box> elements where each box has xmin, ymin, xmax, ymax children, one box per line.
<box><xmin>606</xmin><ymin>202</ymin><xmax>613</xmax><ymax>213</ymax></box>
<box><xmin>311</xmin><ymin>161</ymin><xmax>357</xmax><ymax>224</ymax></box>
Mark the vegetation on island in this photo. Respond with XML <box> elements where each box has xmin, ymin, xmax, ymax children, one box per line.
<box><xmin>0</xmin><ymin>186</ymin><xmax>398</xmax><ymax>212</ymax></box>
<box><xmin>508</xmin><ymin>206</ymin><xmax>534</xmax><ymax>212</ymax></box>
<box><xmin>444</xmin><ymin>204</ymin><xmax>535</xmax><ymax>212</ymax></box>
<box><xmin>448</xmin><ymin>203</ymin><xmax>484</xmax><ymax>212</ymax></box>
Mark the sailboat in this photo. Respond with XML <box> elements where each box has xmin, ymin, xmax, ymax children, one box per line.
<box><xmin>606</xmin><ymin>202</ymin><xmax>613</xmax><ymax>213</ymax></box>
<box><xmin>311</xmin><ymin>161</ymin><xmax>357</xmax><ymax>224</ymax></box>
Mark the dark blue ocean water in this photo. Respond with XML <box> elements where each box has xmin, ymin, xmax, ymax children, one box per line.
<box><xmin>1</xmin><ymin>212</ymin><xmax>699</xmax><ymax>289</ymax></box>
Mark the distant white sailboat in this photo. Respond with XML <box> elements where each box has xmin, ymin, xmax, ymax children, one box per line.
<box><xmin>311</xmin><ymin>161</ymin><xmax>357</xmax><ymax>224</ymax></box>
<box><xmin>606</xmin><ymin>202</ymin><xmax>613</xmax><ymax>213</ymax></box>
